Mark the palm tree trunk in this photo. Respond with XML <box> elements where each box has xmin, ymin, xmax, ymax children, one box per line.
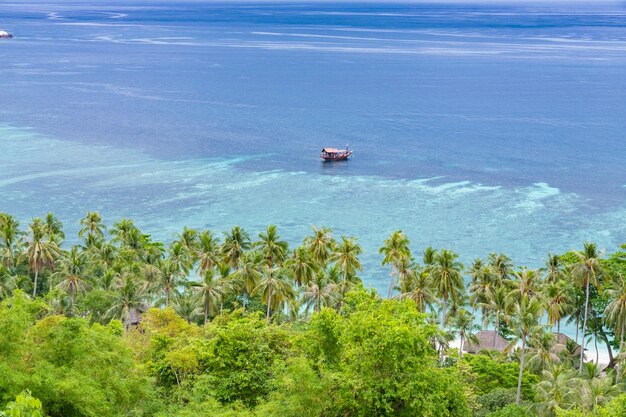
<box><xmin>388</xmin><ymin>266</ymin><xmax>396</xmax><ymax>299</ymax></box>
<box><xmin>557</xmin><ymin>319</ymin><xmax>561</xmax><ymax>336</ymax></box>
<box><xmin>166</xmin><ymin>286</ymin><xmax>170</xmax><ymax>307</ymax></box>
<box><xmin>33</xmin><ymin>268</ymin><xmax>39</xmax><ymax>297</ymax></box>
<box><xmin>266</xmin><ymin>287</ymin><xmax>272</xmax><ymax>321</ymax></box>
<box><xmin>459</xmin><ymin>333</ymin><xmax>464</xmax><ymax>358</ymax></box>
<box><xmin>595</xmin><ymin>335</ymin><xmax>599</xmax><ymax>364</ymax></box>
<box><xmin>441</xmin><ymin>296</ymin><xmax>447</xmax><ymax>329</ymax></box>
<box><xmin>579</xmin><ymin>278</ymin><xmax>590</xmax><ymax>374</ymax></box>
<box><xmin>493</xmin><ymin>315</ymin><xmax>499</xmax><ymax>348</ymax></box>
<box><xmin>204</xmin><ymin>297</ymin><xmax>209</xmax><ymax>325</ymax></box>
<box><xmin>621</xmin><ymin>321</ymin><xmax>625</xmax><ymax>350</ymax></box>
<box><xmin>575</xmin><ymin>315</ymin><xmax>579</xmax><ymax>346</ymax></box>
<box><xmin>517</xmin><ymin>336</ymin><xmax>526</xmax><ymax>405</ymax></box>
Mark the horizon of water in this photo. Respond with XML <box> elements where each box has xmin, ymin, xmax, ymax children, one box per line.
<box><xmin>1</xmin><ymin>0</ymin><xmax>626</xmax><ymax>326</ymax></box>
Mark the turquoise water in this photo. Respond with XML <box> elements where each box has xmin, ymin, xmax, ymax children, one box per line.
<box><xmin>2</xmin><ymin>2</ymin><xmax>626</xmax><ymax>292</ymax></box>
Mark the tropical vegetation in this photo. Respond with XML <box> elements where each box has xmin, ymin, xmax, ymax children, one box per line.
<box><xmin>2</xmin><ymin>211</ymin><xmax>626</xmax><ymax>416</ymax></box>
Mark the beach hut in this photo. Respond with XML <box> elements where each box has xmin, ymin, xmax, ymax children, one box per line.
<box><xmin>553</xmin><ymin>332</ymin><xmax>581</xmax><ymax>355</ymax></box>
<box><xmin>464</xmin><ymin>330</ymin><xmax>509</xmax><ymax>354</ymax></box>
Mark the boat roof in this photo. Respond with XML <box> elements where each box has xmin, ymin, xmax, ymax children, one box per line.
<box><xmin>322</xmin><ymin>147</ymin><xmax>345</xmax><ymax>153</ymax></box>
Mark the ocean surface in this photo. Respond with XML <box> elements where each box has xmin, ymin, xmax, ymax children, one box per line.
<box><xmin>1</xmin><ymin>1</ymin><xmax>626</xmax><ymax>299</ymax></box>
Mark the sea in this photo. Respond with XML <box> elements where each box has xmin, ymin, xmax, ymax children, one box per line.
<box><xmin>1</xmin><ymin>0</ymin><xmax>626</xmax><ymax>309</ymax></box>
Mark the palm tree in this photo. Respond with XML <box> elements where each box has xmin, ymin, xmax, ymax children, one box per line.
<box><xmin>158</xmin><ymin>258</ymin><xmax>183</xmax><ymax>307</ymax></box>
<box><xmin>487</xmin><ymin>252</ymin><xmax>513</xmax><ymax>286</ymax></box>
<box><xmin>451</xmin><ymin>308</ymin><xmax>479</xmax><ymax>358</ymax></box>
<box><xmin>23</xmin><ymin>218</ymin><xmax>59</xmax><ymax>297</ymax></box>
<box><xmin>107</xmin><ymin>272</ymin><xmax>147</xmax><ymax>331</ymax></box>
<box><xmin>301</xmin><ymin>268</ymin><xmax>338</xmax><ymax>314</ymax></box>
<box><xmin>53</xmin><ymin>246</ymin><xmax>91</xmax><ymax>305</ymax></box>
<box><xmin>0</xmin><ymin>213</ymin><xmax>23</xmax><ymax>268</ymax></box>
<box><xmin>253</xmin><ymin>266</ymin><xmax>294</xmax><ymax>321</ymax></box>
<box><xmin>533</xmin><ymin>364</ymin><xmax>577</xmax><ymax>416</ymax></box>
<box><xmin>604</xmin><ymin>274</ymin><xmax>626</xmax><ymax>349</ymax></box>
<box><xmin>78</xmin><ymin>211</ymin><xmax>105</xmax><ymax>242</ymax></box>
<box><xmin>526</xmin><ymin>330</ymin><xmax>563</xmax><ymax>373</ymax></box>
<box><xmin>43</xmin><ymin>212</ymin><xmax>65</xmax><ymax>243</ymax></box>
<box><xmin>255</xmin><ymin>225</ymin><xmax>288</xmax><ymax>267</ymax></box>
<box><xmin>482</xmin><ymin>284</ymin><xmax>510</xmax><ymax>348</ymax></box>
<box><xmin>197</xmin><ymin>231</ymin><xmax>220</xmax><ymax>275</ymax></box>
<box><xmin>395</xmin><ymin>256</ymin><xmax>418</xmax><ymax>296</ymax></box>
<box><xmin>231</xmin><ymin>251</ymin><xmax>261</xmax><ymax>309</ymax></box>
<box><xmin>402</xmin><ymin>268</ymin><xmax>435</xmax><ymax>313</ymax></box>
<box><xmin>222</xmin><ymin>226</ymin><xmax>251</xmax><ymax>268</ymax></box>
<box><xmin>305</xmin><ymin>227</ymin><xmax>334</xmax><ymax>267</ymax></box>
<box><xmin>507</xmin><ymin>268</ymin><xmax>542</xmax><ymax>306</ymax></box>
<box><xmin>175</xmin><ymin>226</ymin><xmax>199</xmax><ymax>255</ymax></box>
<box><xmin>571</xmin><ymin>242</ymin><xmax>605</xmax><ymax>374</ymax></box>
<box><xmin>193</xmin><ymin>268</ymin><xmax>229</xmax><ymax>324</ymax></box>
<box><xmin>172</xmin><ymin>289</ymin><xmax>202</xmax><ymax>324</ymax></box>
<box><xmin>543</xmin><ymin>253</ymin><xmax>565</xmax><ymax>284</ymax></box>
<box><xmin>546</xmin><ymin>280</ymin><xmax>575</xmax><ymax>334</ymax></box>
<box><xmin>508</xmin><ymin>295</ymin><xmax>542</xmax><ymax>404</ymax></box>
<box><xmin>284</xmin><ymin>245</ymin><xmax>317</xmax><ymax>287</ymax></box>
<box><xmin>430</xmin><ymin>249</ymin><xmax>464</xmax><ymax>328</ymax></box>
<box><xmin>379</xmin><ymin>230</ymin><xmax>410</xmax><ymax>298</ymax></box>
<box><xmin>332</xmin><ymin>236</ymin><xmax>362</xmax><ymax>287</ymax></box>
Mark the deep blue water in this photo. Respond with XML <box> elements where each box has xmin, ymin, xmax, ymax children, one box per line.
<box><xmin>2</xmin><ymin>1</ymin><xmax>626</xmax><ymax>294</ymax></box>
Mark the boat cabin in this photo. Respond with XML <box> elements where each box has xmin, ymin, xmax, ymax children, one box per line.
<box><xmin>321</xmin><ymin>146</ymin><xmax>352</xmax><ymax>161</ymax></box>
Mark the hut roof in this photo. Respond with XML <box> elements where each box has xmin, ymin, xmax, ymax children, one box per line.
<box><xmin>464</xmin><ymin>330</ymin><xmax>509</xmax><ymax>353</ymax></box>
<box><xmin>322</xmin><ymin>148</ymin><xmax>341</xmax><ymax>153</ymax></box>
<box><xmin>554</xmin><ymin>332</ymin><xmax>581</xmax><ymax>354</ymax></box>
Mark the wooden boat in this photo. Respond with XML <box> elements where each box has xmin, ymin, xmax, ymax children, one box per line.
<box><xmin>321</xmin><ymin>146</ymin><xmax>352</xmax><ymax>161</ymax></box>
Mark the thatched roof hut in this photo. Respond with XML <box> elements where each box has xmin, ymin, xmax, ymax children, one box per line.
<box><xmin>554</xmin><ymin>332</ymin><xmax>581</xmax><ymax>355</ymax></box>
<box><xmin>464</xmin><ymin>330</ymin><xmax>509</xmax><ymax>353</ymax></box>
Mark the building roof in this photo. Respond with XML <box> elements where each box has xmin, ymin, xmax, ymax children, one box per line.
<box><xmin>554</xmin><ymin>332</ymin><xmax>581</xmax><ymax>353</ymax></box>
<box><xmin>464</xmin><ymin>330</ymin><xmax>509</xmax><ymax>353</ymax></box>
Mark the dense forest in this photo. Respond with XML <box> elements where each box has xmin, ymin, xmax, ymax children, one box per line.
<box><xmin>1</xmin><ymin>211</ymin><xmax>626</xmax><ymax>417</ymax></box>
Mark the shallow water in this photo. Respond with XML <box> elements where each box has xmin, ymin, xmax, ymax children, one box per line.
<box><xmin>1</xmin><ymin>1</ymin><xmax>626</xmax><ymax>293</ymax></box>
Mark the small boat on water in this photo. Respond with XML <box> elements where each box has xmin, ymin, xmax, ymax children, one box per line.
<box><xmin>321</xmin><ymin>145</ymin><xmax>352</xmax><ymax>161</ymax></box>
<box><xmin>0</xmin><ymin>31</ymin><xmax>13</xmax><ymax>39</ymax></box>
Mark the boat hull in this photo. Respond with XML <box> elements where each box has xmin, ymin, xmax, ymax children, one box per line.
<box><xmin>321</xmin><ymin>151</ymin><xmax>352</xmax><ymax>161</ymax></box>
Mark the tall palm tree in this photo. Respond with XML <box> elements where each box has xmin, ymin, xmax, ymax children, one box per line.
<box><xmin>305</xmin><ymin>227</ymin><xmax>334</xmax><ymax>267</ymax></box>
<box><xmin>193</xmin><ymin>267</ymin><xmax>229</xmax><ymax>324</ymax></box>
<box><xmin>285</xmin><ymin>245</ymin><xmax>317</xmax><ymax>287</ymax></box>
<box><xmin>301</xmin><ymin>268</ymin><xmax>338</xmax><ymax>314</ymax></box>
<box><xmin>543</xmin><ymin>253</ymin><xmax>565</xmax><ymax>284</ymax></box>
<box><xmin>506</xmin><ymin>296</ymin><xmax>543</xmax><ymax>404</ymax></box>
<box><xmin>507</xmin><ymin>268</ymin><xmax>542</xmax><ymax>306</ymax></box>
<box><xmin>43</xmin><ymin>212</ymin><xmax>65</xmax><ymax>243</ymax></box>
<box><xmin>332</xmin><ymin>236</ymin><xmax>362</xmax><ymax>286</ymax></box>
<box><xmin>0</xmin><ymin>213</ymin><xmax>23</xmax><ymax>268</ymax></box>
<box><xmin>469</xmin><ymin>258</ymin><xmax>493</xmax><ymax>326</ymax></box>
<box><xmin>508</xmin><ymin>295</ymin><xmax>542</xmax><ymax>404</ymax></box>
<box><xmin>172</xmin><ymin>289</ymin><xmax>202</xmax><ymax>324</ymax></box>
<box><xmin>571</xmin><ymin>242</ymin><xmax>605</xmax><ymax>374</ymax></box>
<box><xmin>107</xmin><ymin>272</ymin><xmax>147</xmax><ymax>331</ymax></box>
<box><xmin>451</xmin><ymin>308</ymin><xmax>479</xmax><ymax>358</ymax></box>
<box><xmin>545</xmin><ymin>280</ymin><xmax>575</xmax><ymax>334</ymax></box>
<box><xmin>487</xmin><ymin>252</ymin><xmax>513</xmax><ymax>286</ymax></box>
<box><xmin>255</xmin><ymin>225</ymin><xmax>288</xmax><ymax>267</ymax></box>
<box><xmin>604</xmin><ymin>274</ymin><xmax>626</xmax><ymax>349</ymax></box>
<box><xmin>430</xmin><ymin>249</ymin><xmax>464</xmax><ymax>328</ymax></box>
<box><xmin>222</xmin><ymin>226</ymin><xmax>251</xmax><ymax>268</ymax></box>
<box><xmin>168</xmin><ymin>240</ymin><xmax>193</xmax><ymax>276</ymax></box>
<box><xmin>158</xmin><ymin>258</ymin><xmax>183</xmax><ymax>307</ymax></box>
<box><xmin>482</xmin><ymin>284</ymin><xmax>510</xmax><ymax>348</ymax></box>
<box><xmin>197</xmin><ymin>230</ymin><xmax>220</xmax><ymax>274</ymax></box>
<box><xmin>53</xmin><ymin>246</ymin><xmax>91</xmax><ymax>305</ymax></box>
<box><xmin>231</xmin><ymin>251</ymin><xmax>261</xmax><ymax>309</ymax></box>
<box><xmin>175</xmin><ymin>226</ymin><xmax>199</xmax><ymax>255</ymax></box>
<box><xmin>402</xmin><ymin>268</ymin><xmax>435</xmax><ymax>313</ymax></box>
<box><xmin>78</xmin><ymin>211</ymin><xmax>105</xmax><ymax>242</ymax></box>
<box><xmin>396</xmin><ymin>256</ymin><xmax>418</xmax><ymax>297</ymax></box>
<box><xmin>253</xmin><ymin>266</ymin><xmax>294</xmax><ymax>321</ymax></box>
<box><xmin>379</xmin><ymin>230</ymin><xmax>410</xmax><ymax>298</ymax></box>
<box><xmin>23</xmin><ymin>218</ymin><xmax>59</xmax><ymax>297</ymax></box>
